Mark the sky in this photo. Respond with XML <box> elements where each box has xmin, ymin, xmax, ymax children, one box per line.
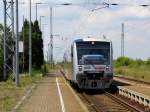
<box><xmin>0</xmin><ymin>0</ymin><xmax>150</xmax><ymax>62</ymax></box>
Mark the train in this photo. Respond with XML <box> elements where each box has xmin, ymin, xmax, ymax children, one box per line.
<box><xmin>71</xmin><ymin>37</ymin><xmax>113</xmax><ymax>89</ymax></box>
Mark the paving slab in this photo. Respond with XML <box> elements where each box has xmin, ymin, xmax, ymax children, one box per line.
<box><xmin>18</xmin><ymin>76</ymin><xmax>61</xmax><ymax>112</ymax></box>
<box><xmin>58</xmin><ymin>77</ymin><xmax>88</xmax><ymax>112</ymax></box>
<box><xmin>18</xmin><ymin>72</ymin><xmax>88</xmax><ymax>112</ymax></box>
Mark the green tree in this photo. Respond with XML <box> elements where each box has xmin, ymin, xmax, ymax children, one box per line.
<box><xmin>32</xmin><ymin>20</ymin><xmax>44</xmax><ymax>68</ymax></box>
<box><xmin>19</xmin><ymin>19</ymin><xmax>30</xmax><ymax>72</ymax></box>
<box><xmin>20</xmin><ymin>19</ymin><xmax>44</xmax><ymax>72</ymax></box>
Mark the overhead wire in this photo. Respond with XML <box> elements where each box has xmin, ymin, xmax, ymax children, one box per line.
<box><xmin>72</xmin><ymin>0</ymin><xmax>108</xmax><ymax>37</ymax></box>
<box><xmin>107</xmin><ymin>1</ymin><xmax>150</xmax><ymax>34</ymax></box>
<box><xmin>71</xmin><ymin>0</ymin><xmax>150</xmax><ymax>36</ymax></box>
<box><xmin>31</xmin><ymin>0</ymin><xmax>150</xmax><ymax>61</ymax></box>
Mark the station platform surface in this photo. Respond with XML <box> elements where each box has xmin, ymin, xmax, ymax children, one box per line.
<box><xmin>18</xmin><ymin>71</ymin><xmax>88</xmax><ymax>112</ymax></box>
<box><xmin>114</xmin><ymin>77</ymin><xmax>150</xmax><ymax>96</ymax></box>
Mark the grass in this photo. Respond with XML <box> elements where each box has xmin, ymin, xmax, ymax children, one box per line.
<box><xmin>41</xmin><ymin>64</ymin><xmax>59</xmax><ymax>74</ymax></box>
<box><xmin>114</xmin><ymin>65</ymin><xmax>150</xmax><ymax>82</ymax></box>
<box><xmin>113</xmin><ymin>57</ymin><xmax>150</xmax><ymax>82</ymax></box>
<box><xmin>0</xmin><ymin>69</ymin><xmax>43</xmax><ymax>112</ymax></box>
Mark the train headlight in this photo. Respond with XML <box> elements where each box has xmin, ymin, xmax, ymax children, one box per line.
<box><xmin>106</xmin><ymin>66</ymin><xmax>110</xmax><ymax>71</ymax></box>
<box><xmin>78</xmin><ymin>66</ymin><xmax>82</xmax><ymax>71</ymax></box>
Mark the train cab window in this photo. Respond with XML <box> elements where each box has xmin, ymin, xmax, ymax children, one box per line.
<box><xmin>76</xmin><ymin>41</ymin><xmax>110</xmax><ymax>65</ymax></box>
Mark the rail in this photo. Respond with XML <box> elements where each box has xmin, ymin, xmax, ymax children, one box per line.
<box><xmin>60</xmin><ymin>69</ymin><xmax>146</xmax><ymax>112</ymax></box>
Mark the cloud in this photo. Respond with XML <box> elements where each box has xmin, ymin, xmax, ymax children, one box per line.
<box><xmin>1</xmin><ymin>0</ymin><xmax>150</xmax><ymax>61</ymax></box>
<box><xmin>66</xmin><ymin>3</ymin><xmax>150</xmax><ymax>59</ymax></box>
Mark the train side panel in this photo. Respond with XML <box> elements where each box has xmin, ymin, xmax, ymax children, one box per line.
<box><xmin>71</xmin><ymin>43</ymin><xmax>78</xmax><ymax>83</ymax></box>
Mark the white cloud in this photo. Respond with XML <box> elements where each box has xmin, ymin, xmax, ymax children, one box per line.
<box><xmin>65</xmin><ymin>4</ymin><xmax>150</xmax><ymax>59</ymax></box>
<box><xmin>1</xmin><ymin>0</ymin><xmax>150</xmax><ymax>61</ymax></box>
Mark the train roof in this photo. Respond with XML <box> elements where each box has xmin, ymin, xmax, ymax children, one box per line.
<box><xmin>73</xmin><ymin>37</ymin><xmax>111</xmax><ymax>43</ymax></box>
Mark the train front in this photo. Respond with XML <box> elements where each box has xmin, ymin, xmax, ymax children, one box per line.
<box><xmin>75</xmin><ymin>40</ymin><xmax>113</xmax><ymax>89</ymax></box>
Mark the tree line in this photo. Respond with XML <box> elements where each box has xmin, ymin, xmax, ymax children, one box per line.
<box><xmin>0</xmin><ymin>19</ymin><xmax>44</xmax><ymax>80</ymax></box>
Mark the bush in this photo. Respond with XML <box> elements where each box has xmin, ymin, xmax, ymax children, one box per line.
<box><xmin>146</xmin><ymin>58</ymin><xmax>150</xmax><ymax>65</ymax></box>
<box><xmin>114</xmin><ymin>57</ymin><xmax>134</xmax><ymax>67</ymax></box>
<box><xmin>41</xmin><ymin>64</ymin><xmax>48</xmax><ymax>76</ymax></box>
<box><xmin>135</xmin><ymin>59</ymin><xmax>144</xmax><ymax>66</ymax></box>
<box><xmin>115</xmin><ymin>68</ymin><xmax>125</xmax><ymax>75</ymax></box>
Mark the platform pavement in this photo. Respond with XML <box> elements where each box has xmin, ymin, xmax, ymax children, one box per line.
<box><xmin>114</xmin><ymin>77</ymin><xmax>150</xmax><ymax>96</ymax></box>
<box><xmin>17</xmin><ymin>72</ymin><xmax>88</xmax><ymax>112</ymax></box>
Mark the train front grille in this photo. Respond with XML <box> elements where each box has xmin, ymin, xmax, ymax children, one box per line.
<box><xmin>84</xmin><ymin>71</ymin><xmax>104</xmax><ymax>80</ymax></box>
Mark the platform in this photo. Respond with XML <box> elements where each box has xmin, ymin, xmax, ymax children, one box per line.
<box><xmin>114</xmin><ymin>77</ymin><xmax>150</xmax><ymax>107</ymax></box>
<box><xmin>114</xmin><ymin>77</ymin><xmax>150</xmax><ymax>96</ymax></box>
<box><xmin>17</xmin><ymin>72</ymin><xmax>88</xmax><ymax>112</ymax></box>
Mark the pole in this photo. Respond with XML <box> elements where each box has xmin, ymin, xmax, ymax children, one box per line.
<box><xmin>40</xmin><ymin>16</ymin><xmax>41</xmax><ymax>29</ymax></box>
<box><xmin>11</xmin><ymin>0</ymin><xmax>15</xmax><ymax>79</ymax></box>
<box><xmin>29</xmin><ymin>0</ymin><xmax>32</xmax><ymax>76</ymax></box>
<box><xmin>121</xmin><ymin>23</ymin><xmax>124</xmax><ymax>57</ymax></box>
<box><xmin>3</xmin><ymin>0</ymin><xmax>6</xmax><ymax>80</ymax></box>
<box><xmin>48</xmin><ymin>44</ymin><xmax>49</xmax><ymax>63</ymax></box>
<box><xmin>42</xmin><ymin>24</ymin><xmax>45</xmax><ymax>32</ymax></box>
<box><xmin>35</xmin><ymin>3</ymin><xmax>37</xmax><ymax>20</ymax></box>
<box><xmin>47</xmin><ymin>51</ymin><xmax>48</xmax><ymax>62</ymax></box>
<box><xmin>15</xmin><ymin>0</ymin><xmax>19</xmax><ymax>86</ymax></box>
<box><xmin>22</xmin><ymin>15</ymin><xmax>25</xmax><ymax>72</ymax></box>
<box><xmin>40</xmin><ymin>16</ymin><xmax>44</xmax><ymax>30</ymax></box>
<box><xmin>50</xmin><ymin>7</ymin><xmax>53</xmax><ymax>65</ymax></box>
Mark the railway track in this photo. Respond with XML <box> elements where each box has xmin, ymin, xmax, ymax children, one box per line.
<box><xmin>114</xmin><ymin>76</ymin><xmax>150</xmax><ymax>86</ymax></box>
<box><xmin>79</xmin><ymin>91</ymin><xmax>144</xmax><ymax>112</ymax></box>
<box><xmin>60</xmin><ymin>70</ymin><xmax>145</xmax><ymax>112</ymax></box>
<box><xmin>68</xmin><ymin>80</ymin><xmax>145</xmax><ymax>112</ymax></box>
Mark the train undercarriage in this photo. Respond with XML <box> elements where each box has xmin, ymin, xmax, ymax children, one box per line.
<box><xmin>76</xmin><ymin>73</ymin><xmax>113</xmax><ymax>89</ymax></box>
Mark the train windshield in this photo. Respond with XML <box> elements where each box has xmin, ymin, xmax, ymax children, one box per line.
<box><xmin>76</xmin><ymin>41</ymin><xmax>110</xmax><ymax>65</ymax></box>
<box><xmin>82</xmin><ymin>55</ymin><xmax>105</xmax><ymax>65</ymax></box>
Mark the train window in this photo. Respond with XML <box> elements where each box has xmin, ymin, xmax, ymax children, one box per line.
<box><xmin>76</xmin><ymin>41</ymin><xmax>110</xmax><ymax>65</ymax></box>
<box><xmin>82</xmin><ymin>55</ymin><xmax>106</xmax><ymax>65</ymax></box>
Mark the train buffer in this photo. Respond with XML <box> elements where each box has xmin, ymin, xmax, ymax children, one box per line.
<box><xmin>17</xmin><ymin>72</ymin><xmax>88</xmax><ymax>112</ymax></box>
